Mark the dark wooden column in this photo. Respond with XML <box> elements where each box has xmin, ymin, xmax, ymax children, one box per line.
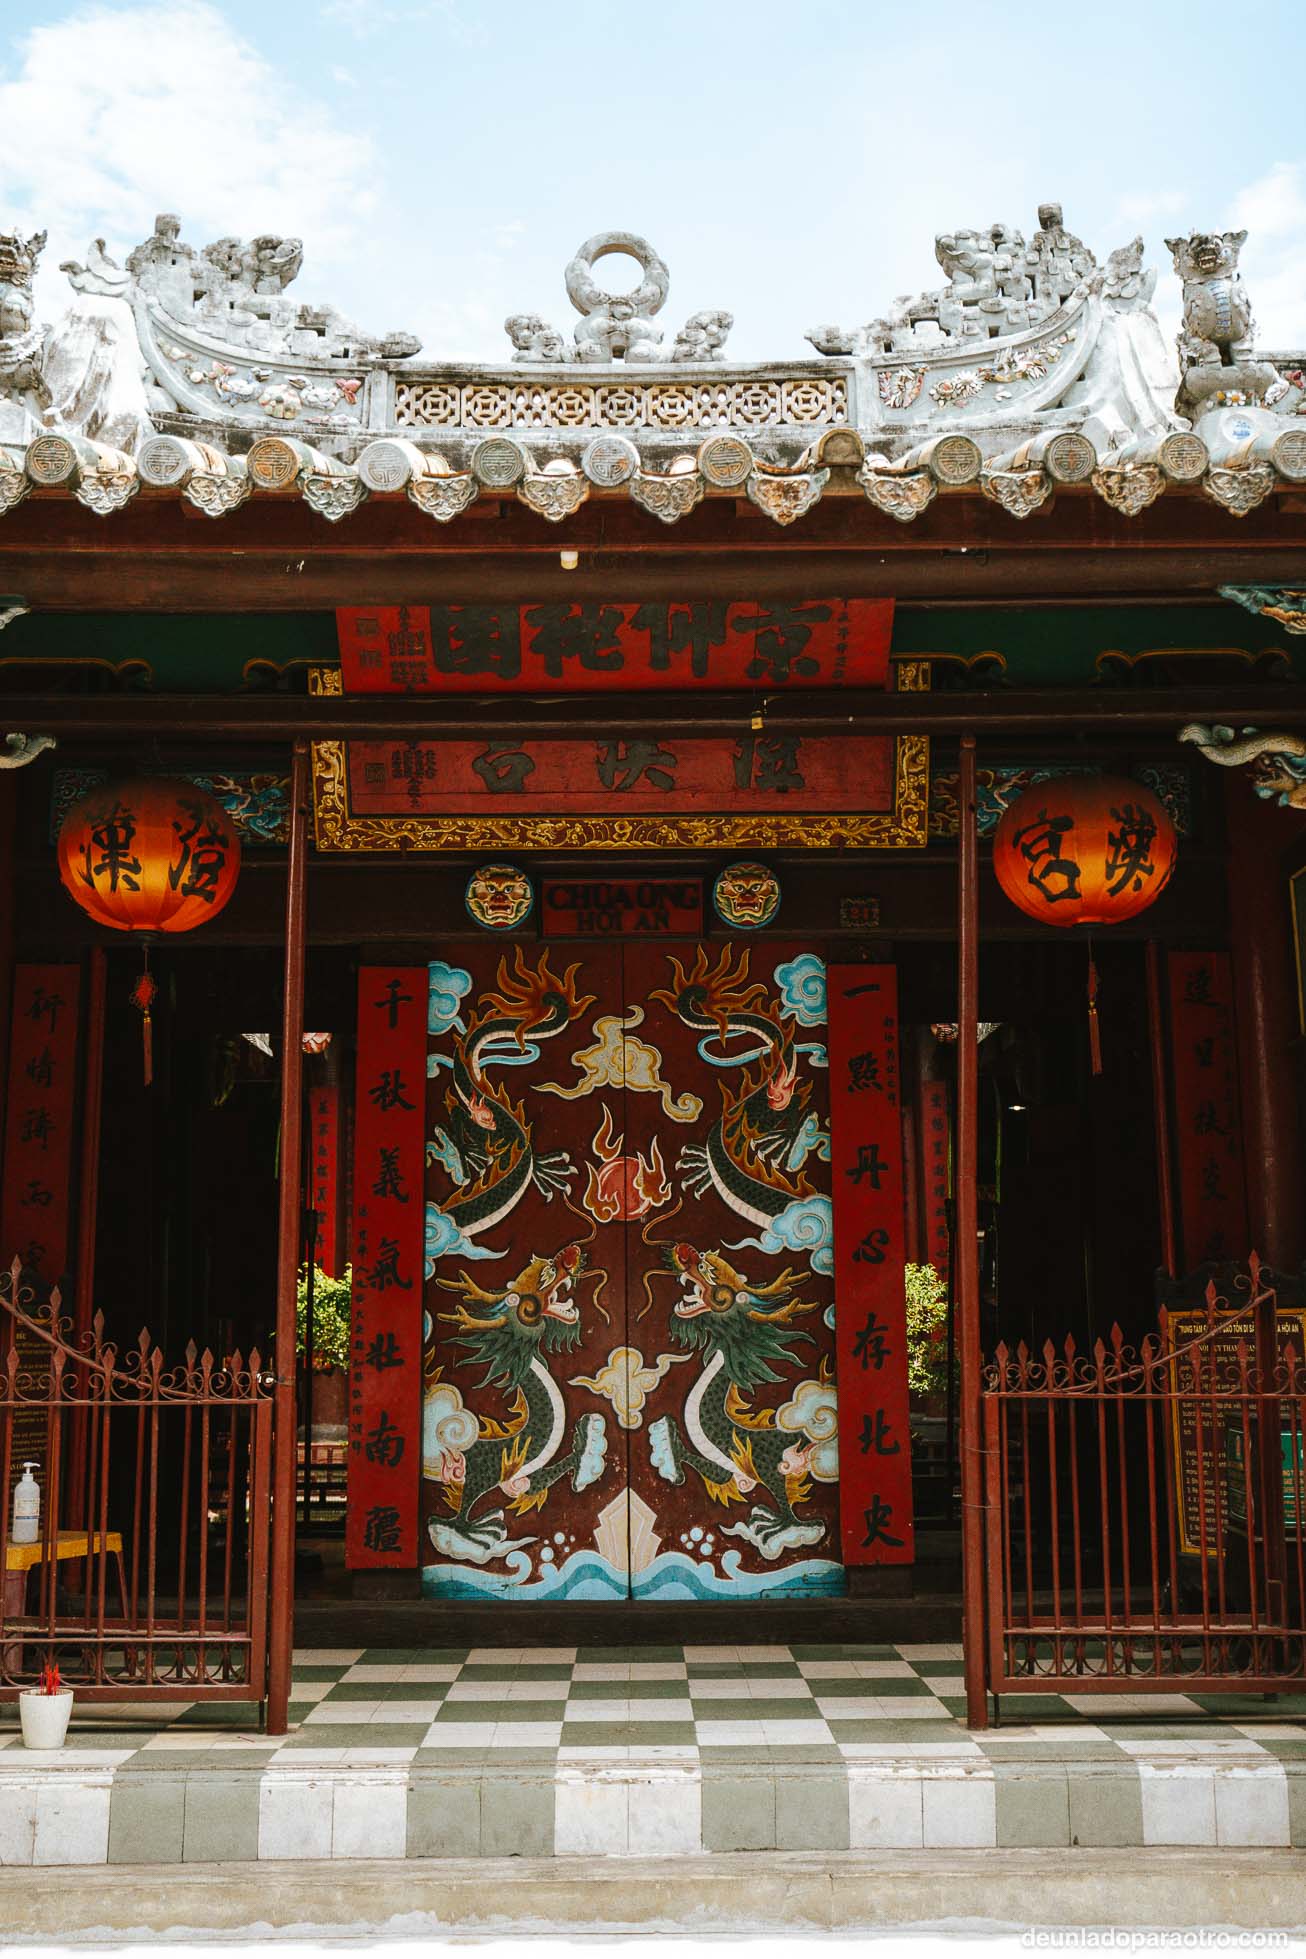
<box><xmin>65</xmin><ymin>946</ymin><xmax>106</xmax><ymax>1537</ymax></box>
<box><xmin>267</xmin><ymin>744</ymin><xmax>309</xmax><ymax>1735</ymax></box>
<box><xmin>0</xmin><ymin>776</ymin><xmax>16</xmax><ymax>1171</ymax></box>
<box><xmin>1224</xmin><ymin>778</ymin><xmax>1305</xmax><ymax>1271</ymax></box>
<box><xmin>957</xmin><ymin>734</ymin><xmax>988</xmax><ymax>1729</ymax></box>
<box><xmin>1145</xmin><ymin>941</ymin><xmax>1179</xmax><ymax>1278</ymax></box>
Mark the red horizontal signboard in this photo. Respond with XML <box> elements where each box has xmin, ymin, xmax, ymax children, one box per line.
<box><xmin>345</xmin><ymin>733</ymin><xmax>894</xmax><ymax>818</ymax></box>
<box><xmin>542</xmin><ymin>877</ymin><xmax>702</xmax><ymax>938</ymax></box>
<box><xmin>337</xmin><ymin>600</ymin><xmax>893</xmax><ymax>694</ymax></box>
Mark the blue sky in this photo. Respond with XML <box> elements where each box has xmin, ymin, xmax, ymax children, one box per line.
<box><xmin>3</xmin><ymin>0</ymin><xmax>1306</xmax><ymax>359</ymax></box>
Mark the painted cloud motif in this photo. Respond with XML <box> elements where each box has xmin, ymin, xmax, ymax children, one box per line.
<box><xmin>777</xmin><ymin>1377</ymin><xmax>840</xmax><ymax>1482</ymax></box>
<box><xmin>774</xmin><ymin>953</ymin><xmax>827</xmax><ymax>1027</ymax></box>
<box><xmin>729</xmin><ymin>1193</ymin><xmax>835</xmax><ymax>1276</ymax></box>
<box><xmin>428</xmin><ymin>961</ymin><xmax>473</xmax><ymax>1038</ymax></box>
<box><xmin>570</xmin><ymin>1345</ymin><xmax>692</xmax><ymax>1429</ymax></box>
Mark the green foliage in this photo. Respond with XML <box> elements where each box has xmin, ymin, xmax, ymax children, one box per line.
<box><xmin>296</xmin><ymin>1264</ymin><xmax>353</xmax><ymax>1372</ymax></box>
<box><xmin>905</xmin><ymin>1261</ymin><xmax>951</xmax><ymax>1401</ymax></box>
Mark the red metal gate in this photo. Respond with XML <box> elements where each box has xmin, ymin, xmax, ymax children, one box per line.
<box><xmin>981</xmin><ymin>1254</ymin><xmax>1306</xmax><ymax>1699</ymax></box>
<box><xmin>0</xmin><ymin>1258</ymin><xmax>272</xmax><ymax>1702</ymax></box>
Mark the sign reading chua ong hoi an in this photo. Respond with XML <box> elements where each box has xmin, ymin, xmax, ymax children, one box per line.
<box><xmin>542</xmin><ymin>876</ymin><xmax>702</xmax><ymax>937</ymax></box>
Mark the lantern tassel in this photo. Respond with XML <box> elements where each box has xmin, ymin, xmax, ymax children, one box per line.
<box><xmin>1086</xmin><ymin>949</ymin><xmax>1103</xmax><ymax>1078</ymax></box>
<box><xmin>129</xmin><ymin>948</ymin><xmax>158</xmax><ymax>1089</ymax></box>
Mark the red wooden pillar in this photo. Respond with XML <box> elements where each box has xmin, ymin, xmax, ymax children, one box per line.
<box><xmin>1145</xmin><ymin>942</ymin><xmax>1178</xmax><ymax>1278</ymax></box>
<box><xmin>267</xmin><ymin>743</ymin><xmax>309</xmax><ymax>1735</ymax></box>
<box><xmin>1224</xmin><ymin>778</ymin><xmax>1305</xmax><ymax>1271</ymax></box>
<box><xmin>957</xmin><ymin>734</ymin><xmax>988</xmax><ymax>1729</ymax></box>
<box><xmin>0</xmin><ymin>776</ymin><xmax>16</xmax><ymax>1160</ymax></box>
<box><xmin>65</xmin><ymin>946</ymin><xmax>107</xmax><ymax>1534</ymax></box>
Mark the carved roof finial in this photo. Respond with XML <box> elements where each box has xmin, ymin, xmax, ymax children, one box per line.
<box><xmin>505</xmin><ymin>229</ymin><xmax>732</xmax><ymax>364</ymax></box>
<box><xmin>0</xmin><ymin>228</ymin><xmax>47</xmax><ymax>292</ymax></box>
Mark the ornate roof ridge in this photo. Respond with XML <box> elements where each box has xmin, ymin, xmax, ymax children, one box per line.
<box><xmin>0</xmin><ymin>208</ymin><xmax>1302</xmax><ymax>505</ymax></box>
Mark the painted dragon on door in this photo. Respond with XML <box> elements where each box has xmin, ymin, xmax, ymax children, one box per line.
<box><xmin>646</xmin><ymin>1241</ymin><xmax>832</xmax><ymax>1559</ymax></box>
<box><xmin>424</xmin><ymin>946</ymin><xmax>595</xmax><ymax>1264</ymax></box>
<box><xmin>651</xmin><ymin>945</ymin><xmax>833</xmax><ymax>1269</ymax></box>
<box><xmin>424</xmin><ymin>1237</ymin><xmax>609</xmax><ymax>1567</ymax></box>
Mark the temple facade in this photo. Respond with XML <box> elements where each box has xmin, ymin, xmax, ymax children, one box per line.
<box><xmin>1</xmin><ymin>200</ymin><xmax>1305</xmax><ymax>1738</ymax></box>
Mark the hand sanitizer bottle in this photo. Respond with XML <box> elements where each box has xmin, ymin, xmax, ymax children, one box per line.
<box><xmin>11</xmin><ymin>1462</ymin><xmax>39</xmax><ymax>1545</ymax></box>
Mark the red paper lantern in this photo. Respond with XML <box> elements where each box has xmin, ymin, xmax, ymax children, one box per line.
<box><xmin>992</xmin><ymin>774</ymin><xmax>1176</xmax><ymax>929</ymax></box>
<box><xmin>57</xmin><ymin>778</ymin><xmax>241</xmax><ymax>1084</ymax></box>
<box><xmin>57</xmin><ymin>777</ymin><xmax>240</xmax><ymax>935</ymax></box>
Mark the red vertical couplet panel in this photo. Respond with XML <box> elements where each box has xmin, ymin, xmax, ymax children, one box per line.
<box><xmin>0</xmin><ymin>965</ymin><xmax>81</xmax><ymax>1285</ymax></box>
<box><xmin>920</xmin><ymin>1079</ymin><xmax>952</xmax><ymax>1288</ymax></box>
<box><xmin>1168</xmin><ymin>950</ymin><xmax>1249</xmax><ymax>1271</ymax></box>
<box><xmin>828</xmin><ymin>965</ymin><xmax>914</xmax><ymax>1566</ymax></box>
<box><xmin>308</xmin><ymin>1084</ymin><xmax>341</xmax><ymax>1278</ymax></box>
<box><xmin>347</xmin><ymin>967</ymin><xmax>426</xmax><ymax>1569</ymax></box>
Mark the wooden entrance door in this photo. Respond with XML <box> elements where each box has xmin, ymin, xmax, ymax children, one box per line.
<box><xmin>421</xmin><ymin>941</ymin><xmax>842</xmax><ymax>1601</ymax></box>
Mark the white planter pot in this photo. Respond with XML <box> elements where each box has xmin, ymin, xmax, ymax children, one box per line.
<box><xmin>19</xmin><ymin>1689</ymin><xmax>73</xmax><ymax>1750</ymax></box>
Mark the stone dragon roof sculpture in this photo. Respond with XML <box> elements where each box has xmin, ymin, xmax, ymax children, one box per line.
<box><xmin>1</xmin><ymin>206</ymin><xmax>1303</xmax><ymax>526</ymax></box>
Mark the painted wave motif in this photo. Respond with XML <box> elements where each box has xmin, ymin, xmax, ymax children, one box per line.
<box><xmin>422</xmin><ymin>1547</ymin><xmax>846</xmax><ymax>1602</ymax></box>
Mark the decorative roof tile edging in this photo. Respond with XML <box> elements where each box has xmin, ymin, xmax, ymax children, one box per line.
<box><xmin>5</xmin><ymin>422</ymin><xmax>1305</xmax><ymax>530</ymax></box>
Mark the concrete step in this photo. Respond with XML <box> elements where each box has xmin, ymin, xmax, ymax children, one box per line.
<box><xmin>5</xmin><ymin>1847</ymin><xmax>1306</xmax><ymax>1941</ymax></box>
<box><xmin>0</xmin><ymin>1746</ymin><xmax>1303</xmax><ymax>1867</ymax></box>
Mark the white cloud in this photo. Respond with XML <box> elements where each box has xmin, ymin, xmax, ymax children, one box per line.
<box><xmin>1231</xmin><ymin>161</ymin><xmax>1306</xmax><ymax>240</ymax></box>
<box><xmin>1111</xmin><ymin>189</ymin><xmax>1186</xmax><ymax>229</ymax></box>
<box><xmin>1230</xmin><ymin>162</ymin><xmax>1306</xmax><ymax>348</ymax></box>
<box><xmin>321</xmin><ymin>0</ymin><xmax>486</xmax><ymax>45</ymax></box>
<box><xmin>0</xmin><ymin>2</ymin><xmax>377</xmax><ymax>322</ymax></box>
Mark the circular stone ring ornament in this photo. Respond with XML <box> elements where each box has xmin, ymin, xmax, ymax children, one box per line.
<box><xmin>246</xmin><ymin>437</ymin><xmax>305</xmax><ymax>490</ymax></box>
<box><xmin>1042</xmin><ymin>432</ymin><xmax>1097</xmax><ymax>484</ymax></box>
<box><xmin>992</xmin><ymin>774</ymin><xmax>1177</xmax><ymax>929</ymax></box>
<box><xmin>928</xmin><ymin>435</ymin><xmax>983</xmax><ymax>485</ymax></box>
<box><xmin>565</xmin><ymin>231</ymin><xmax>669</xmax><ymax>320</ymax></box>
<box><xmin>25</xmin><ymin>434</ymin><xmax>85</xmax><ymax>486</ymax></box>
<box><xmin>581</xmin><ymin>434</ymin><xmax>639</xmax><ymax>487</ymax></box>
<box><xmin>697</xmin><ymin>434</ymin><xmax>754</xmax><ymax>489</ymax></box>
<box><xmin>471</xmin><ymin>436</ymin><xmax>528</xmax><ymax>489</ymax></box>
<box><xmin>356</xmin><ymin>439</ymin><xmax>427</xmax><ymax>493</ymax></box>
<box><xmin>465</xmin><ymin>863</ymin><xmax>534</xmax><ymax>931</ymax></box>
<box><xmin>713</xmin><ymin>860</ymin><xmax>781</xmax><ymax>931</ymax></box>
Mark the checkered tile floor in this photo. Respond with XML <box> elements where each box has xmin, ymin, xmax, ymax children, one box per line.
<box><xmin>5</xmin><ymin>1643</ymin><xmax>1306</xmax><ymax>1768</ymax></box>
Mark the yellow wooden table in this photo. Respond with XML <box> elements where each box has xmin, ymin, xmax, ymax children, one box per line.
<box><xmin>2</xmin><ymin>1531</ymin><xmax>128</xmax><ymax>1622</ymax></box>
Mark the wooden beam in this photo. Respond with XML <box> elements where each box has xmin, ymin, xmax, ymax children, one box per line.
<box><xmin>17</xmin><ymin>852</ymin><xmax>1228</xmax><ymax>953</ymax></box>
<box><xmin>5</xmin><ymin>547</ymin><xmax>1306</xmax><ymax>610</ymax></box>
<box><xmin>7</xmin><ymin>685</ymin><xmax>1306</xmax><ymax>741</ymax></box>
<box><xmin>0</xmin><ymin>484</ymin><xmax>1303</xmax><ymax>610</ymax></box>
<box><xmin>2</xmin><ymin>483</ymin><xmax>1302</xmax><ymax>554</ymax></box>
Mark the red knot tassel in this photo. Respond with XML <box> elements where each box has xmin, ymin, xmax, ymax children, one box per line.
<box><xmin>1086</xmin><ymin>951</ymin><xmax>1103</xmax><ymax>1078</ymax></box>
<box><xmin>129</xmin><ymin>954</ymin><xmax>158</xmax><ymax>1088</ymax></box>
